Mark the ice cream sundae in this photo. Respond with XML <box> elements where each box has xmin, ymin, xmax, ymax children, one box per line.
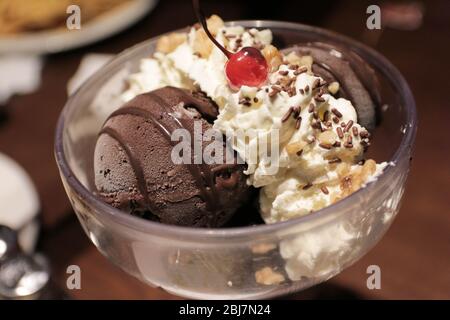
<box><xmin>54</xmin><ymin>0</ymin><xmax>416</xmax><ymax>298</ymax></box>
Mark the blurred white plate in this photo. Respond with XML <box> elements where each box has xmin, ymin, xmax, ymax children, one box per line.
<box><xmin>0</xmin><ymin>0</ymin><xmax>158</xmax><ymax>54</ymax></box>
<box><xmin>0</xmin><ymin>153</ymin><xmax>40</xmax><ymax>253</ymax></box>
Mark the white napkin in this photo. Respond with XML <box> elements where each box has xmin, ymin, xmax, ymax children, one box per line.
<box><xmin>0</xmin><ymin>55</ymin><xmax>43</xmax><ymax>104</ymax></box>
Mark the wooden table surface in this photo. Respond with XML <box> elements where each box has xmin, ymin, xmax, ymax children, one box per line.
<box><xmin>0</xmin><ymin>0</ymin><xmax>449</xmax><ymax>299</ymax></box>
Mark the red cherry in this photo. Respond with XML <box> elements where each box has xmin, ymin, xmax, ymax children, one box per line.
<box><xmin>193</xmin><ymin>0</ymin><xmax>268</xmax><ymax>89</ymax></box>
<box><xmin>225</xmin><ymin>47</ymin><xmax>268</xmax><ymax>89</ymax></box>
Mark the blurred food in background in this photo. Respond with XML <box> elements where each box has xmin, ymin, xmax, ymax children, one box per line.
<box><xmin>0</xmin><ymin>0</ymin><xmax>132</xmax><ymax>35</ymax></box>
<box><xmin>0</xmin><ymin>0</ymin><xmax>157</xmax><ymax>54</ymax></box>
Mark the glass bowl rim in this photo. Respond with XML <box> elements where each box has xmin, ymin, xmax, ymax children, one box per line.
<box><xmin>54</xmin><ymin>20</ymin><xmax>417</xmax><ymax>239</ymax></box>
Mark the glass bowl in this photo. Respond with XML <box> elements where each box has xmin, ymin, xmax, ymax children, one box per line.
<box><xmin>55</xmin><ymin>21</ymin><xmax>416</xmax><ymax>299</ymax></box>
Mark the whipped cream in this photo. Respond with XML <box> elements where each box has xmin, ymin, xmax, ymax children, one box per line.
<box><xmin>121</xmin><ymin>53</ymin><xmax>195</xmax><ymax>102</ymax></box>
<box><xmin>280</xmin><ymin>221</ymin><xmax>356</xmax><ymax>280</ymax></box>
<box><xmin>261</xmin><ymin>161</ymin><xmax>387</xmax><ymax>223</ymax></box>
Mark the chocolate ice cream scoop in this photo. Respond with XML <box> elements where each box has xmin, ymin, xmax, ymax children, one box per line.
<box><xmin>94</xmin><ymin>86</ymin><xmax>250</xmax><ymax>228</ymax></box>
<box><xmin>282</xmin><ymin>42</ymin><xmax>381</xmax><ymax>130</ymax></box>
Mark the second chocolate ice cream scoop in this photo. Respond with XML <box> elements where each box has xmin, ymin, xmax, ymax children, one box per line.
<box><xmin>282</xmin><ymin>42</ymin><xmax>381</xmax><ymax>130</ymax></box>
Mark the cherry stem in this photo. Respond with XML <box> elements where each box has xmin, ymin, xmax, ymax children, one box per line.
<box><xmin>192</xmin><ymin>0</ymin><xmax>232</xmax><ymax>59</ymax></box>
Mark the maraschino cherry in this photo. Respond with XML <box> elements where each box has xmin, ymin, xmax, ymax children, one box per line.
<box><xmin>193</xmin><ymin>0</ymin><xmax>268</xmax><ymax>89</ymax></box>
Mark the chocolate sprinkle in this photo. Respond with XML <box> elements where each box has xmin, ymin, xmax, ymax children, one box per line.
<box><xmin>302</xmin><ymin>182</ymin><xmax>312</xmax><ymax>190</ymax></box>
<box><xmin>360</xmin><ymin>130</ymin><xmax>369</xmax><ymax>138</ymax></box>
<box><xmin>313</xmin><ymin>111</ymin><xmax>319</xmax><ymax>120</ymax></box>
<box><xmin>295</xmin><ymin>117</ymin><xmax>302</xmax><ymax>129</ymax></box>
<box><xmin>314</xmin><ymin>95</ymin><xmax>325</xmax><ymax>103</ymax></box>
<box><xmin>287</xmin><ymin>87</ymin><xmax>296</xmax><ymax>97</ymax></box>
<box><xmin>269</xmin><ymin>86</ymin><xmax>281</xmax><ymax>98</ymax></box>
<box><xmin>312</xmin><ymin>79</ymin><xmax>320</xmax><ymax>89</ymax></box>
<box><xmin>347</xmin><ymin>135</ymin><xmax>353</xmax><ymax>144</ymax></box>
<box><xmin>312</xmin><ymin>121</ymin><xmax>323</xmax><ymax>131</ymax></box>
<box><xmin>344</xmin><ymin>120</ymin><xmax>354</xmax><ymax>133</ymax></box>
<box><xmin>344</xmin><ymin>141</ymin><xmax>353</xmax><ymax>149</ymax></box>
<box><xmin>331</xmin><ymin>108</ymin><xmax>343</xmax><ymax>118</ymax></box>
<box><xmin>336</xmin><ymin>127</ymin><xmax>344</xmax><ymax>139</ymax></box>
<box><xmin>282</xmin><ymin>107</ymin><xmax>294</xmax><ymax>122</ymax></box>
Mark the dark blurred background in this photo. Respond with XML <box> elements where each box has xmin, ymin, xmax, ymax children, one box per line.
<box><xmin>0</xmin><ymin>0</ymin><xmax>449</xmax><ymax>299</ymax></box>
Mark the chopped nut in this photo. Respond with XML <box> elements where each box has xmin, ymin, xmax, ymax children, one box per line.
<box><xmin>361</xmin><ymin>159</ymin><xmax>377</xmax><ymax>179</ymax></box>
<box><xmin>156</xmin><ymin>32</ymin><xmax>187</xmax><ymax>54</ymax></box>
<box><xmin>312</xmin><ymin>197</ymin><xmax>327</xmax><ymax>211</ymax></box>
<box><xmin>318</xmin><ymin>130</ymin><xmax>337</xmax><ymax>145</ymax></box>
<box><xmin>278</xmin><ymin>76</ymin><xmax>295</xmax><ymax>87</ymax></box>
<box><xmin>255</xmin><ymin>267</ymin><xmax>285</xmax><ymax>285</ymax></box>
<box><xmin>285</xmin><ymin>51</ymin><xmax>302</xmax><ymax>65</ymax></box>
<box><xmin>306</xmin><ymin>136</ymin><xmax>316</xmax><ymax>144</ymax></box>
<box><xmin>299</xmin><ymin>55</ymin><xmax>313</xmax><ymax>72</ymax></box>
<box><xmin>262</xmin><ymin>45</ymin><xmax>283</xmax><ymax>72</ymax></box>
<box><xmin>286</xmin><ymin>141</ymin><xmax>307</xmax><ymax>156</ymax></box>
<box><xmin>333</xmin><ymin>159</ymin><xmax>378</xmax><ymax>202</ymax></box>
<box><xmin>191</xmin><ymin>15</ymin><xmax>224</xmax><ymax>58</ymax></box>
<box><xmin>331</xmin><ymin>193</ymin><xmax>340</xmax><ymax>203</ymax></box>
<box><xmin>328</xmin><ymin>81</ymin><xmax>340</xmax><ymax>95</ymax></box>
<box><xmin>340</xmin><ymin>175</ymin><xmax>353</xmax><ymax>191</ymax></box>
<box><xmin>193</xmin><ymin>29</ymin><xmax>213</xmax><ymax>58</ymax></box>
<box><xmin>251</xmin><ymin>243</ymin><xmax>276</xmax><ymax>254</ymax></box>
<box><xmin>318</xmin><ymin>107</ymin><xmax>329</xmax><ymax>122</ymax></box>
<box><xmin>206</xmin><ymin>15</ymin><xmax>224</xmax><ymax>36</ymax></box>
<box><xmin>336</xmin><ymin>163</ymin><xmax>351</xmax><ymax>178</ymax></box>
